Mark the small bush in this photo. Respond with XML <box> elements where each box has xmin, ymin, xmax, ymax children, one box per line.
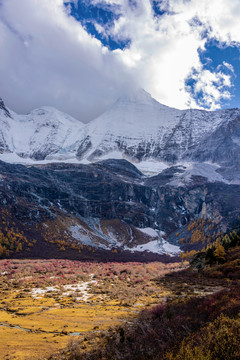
<box><xmin>167</xmin><ymin>314</ymin><xmax>240</xmax><ymax>360</ymax></box>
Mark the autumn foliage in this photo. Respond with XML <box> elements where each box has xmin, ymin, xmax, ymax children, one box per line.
<box><xmin>54</xmin><ymin>287</ymin><xmax>240</xmax><ymax>360</ymax></box>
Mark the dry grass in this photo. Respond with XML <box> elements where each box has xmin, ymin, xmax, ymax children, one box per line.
<box><xmin>0</xmin><ymin>259</ymin><xmax>187</xmax><ymax>360</ymax></box>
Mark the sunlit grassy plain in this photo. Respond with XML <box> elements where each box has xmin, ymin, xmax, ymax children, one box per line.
<box><xmin>0</xmin><ymin>259</ymin><xmax>189</xmax><ymax>359</ymax></box>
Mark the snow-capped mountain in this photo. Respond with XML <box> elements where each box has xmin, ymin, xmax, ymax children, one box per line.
<box><xmin>75</xmin><ymin>89</ymin><xmax>239</xmax><ymax>163</ymax></box>
<box><xmin>0</xmin><ymin>89</ymin><xmax>240</xmax><ymax>182</ymax></box>
<box><xmin>0</xmin><ymin>91</ymin><xmax>240</xmax><ymax>258</ymax></box>
<box><xmin>75</xmin><ymin>89</ymin><xmax>181</xmax><ymax>161</ymax></box>
<box><xmin>0</xmin><ymin>99</ymin><xmax>83</xmax><ymax>160</ymax></box>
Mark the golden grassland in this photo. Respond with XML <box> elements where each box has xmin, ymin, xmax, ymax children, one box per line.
<box><xmin>0</xmin><ymin>227</ymin><xmax>236</xmax><ymax>360</ymax></box>
<box><xmin>54</xmin><ymin>263</ymin><xmax>240</xmax><ymax>360</ymax></box>
<box><xmin>0</xmin><ymin>299</ymin><xmax>137</xmax><ymax>360</ymax></box>
<box><xmin>0</xmin><ymin>259</ymin><xmax>188</xmax><ymax>360</ymax></box>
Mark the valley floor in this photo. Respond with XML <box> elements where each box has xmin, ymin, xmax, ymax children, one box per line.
<box><xmin>0</xmin><ymin>259</ymin><xmax>232</xmax><ymax>360</ymax></box>
<box><xmin>0</xmin><ymin>259</ymin><xmax>184</xmax><ymax>359</ymax></box>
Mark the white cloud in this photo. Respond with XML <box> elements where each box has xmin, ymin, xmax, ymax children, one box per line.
<box><xmin>103</xmin><ymin>0</ymin><xmax>204</xmax><ymax>108</ymax></box>
<box><xmin>0</xmin><ymin>0</ymin><xmax>136</xmax><ymax>121</ymax></box>
<box><xmin>106</xmin><ymin>0</ymin><xmax>239</xmax><ymax>109</ymax></box>
<box><xmin>176</xmin><ymin>0</ymin><xmax>240</xmax><ymax>44</ymax></box>
<box><xmin>190</xmin><ymin>69</ymin><xmax>232</xmax><ymax>110</ymax></box>
<box><xmin>0</xmin><ymin>0</ymin><xmax>239</xmax><ymax>120</ymax></box>
<box><xmin>222</xmin><ymin>61</ymin><xmax>235</xmax><ymax>74</ymax></box>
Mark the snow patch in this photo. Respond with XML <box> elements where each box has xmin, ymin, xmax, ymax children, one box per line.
<box><xmin>70</xmin><ymin>223</ymin><xmax>180</xmax><ymax>256</ymax></box>
<box><xmin>169</xmin><ymin>162</ymin><xmax>228</xmax><ymax>186</ymax></box>
<box><xmin>135</xmin><ymin>159</ymin><xmax>168</xmax><ymax>176</ymax></box>
<box><xmin>128</xmin><ymin>239</ymin><xmax>180</xmax><ymax>256</ymax></box>
<box><xmin>160</xmin><ymin>240</ymin><xmax>181</xmax><ymax>254</ymax></box>
<box><xmin>92</xmin><ymin>150</ymin><xmax>124</xmax><ymax>161</ymax></box>
<box><xmin>0</xmin><ymin>152</ymin><xmax>89</xmax><ymax>166</ymax></box>
<box><xmin>126</xmin><ymin>228</ymin><xmax>180</xmax><ymax>256</ymax></box>
<box><xmin>70</xmin><ymin>225</ymin><xmax>99</xmax><ymax>248</ymax></box>
<box><xmin>137</xmin><ymin>227</ymin><xmax>159</xmax><ymax>237</ymax></box>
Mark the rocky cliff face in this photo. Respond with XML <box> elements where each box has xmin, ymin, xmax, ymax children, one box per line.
<box><xmin>0</xmin><ymin>159</ymin><xmax>239</xmax><ymax>258</ymax></box>
<box><xmin>189</xmin><ymin>114</ymin><xmax>240</xmax><ymax>181</ymax></box>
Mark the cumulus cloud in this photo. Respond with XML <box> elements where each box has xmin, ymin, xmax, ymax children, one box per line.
<box><xmin>0</xmin><ymin>0</ymin><xmax>240</xmax><ymax>120</ymax></box>
<box><xmin>108</xmin><ymin>0</ymin><xmax>239</xmax><ymax>110</ymax></box>
<box><xmin>0</xmin><ymin>0</ymin><xmax>136</xmax><ymax>121</ymax></box>
<box><xmin>112</xmin><ymin>1</ymin><xmax>205</xmax><ymax>108</ymax></box>
<box><xmin>173</xmin><ymin>0</ymin><xmax>240</xmax><ymax>44</ymax></box>
<box><xmin>187</xmin><ymin>69</ymin><xmax>232</xmax><ymax>110</ymax></box>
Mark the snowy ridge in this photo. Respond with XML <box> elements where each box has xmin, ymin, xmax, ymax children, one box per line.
<box><xmin>74</xmin><ymin>89</ymin><xmax>240</xmax><ymax>164</ymax></box>
<box><xmin>0</xmin><ymin>90</ymin><xmax>239</xmax><ymax>181</ymax></box>
<box><xmin>76</xmin><ymin>89</ymin><xmax>182</xmax><ymax>160</ymax></box>
<box><xmin>0</xmin><ymin>105</ymin><xmax>84</xmax><ymax>160</ymax></box>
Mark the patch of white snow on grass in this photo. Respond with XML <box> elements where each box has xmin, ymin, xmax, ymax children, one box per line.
<box><xmin>32</xmin><ymin>286</ymin><xmax>56</xmax><ymax>297</ymax></box>
<box><xmin>31</xmin><ymin>279</ymin><xmax>97</xmax><ymax>301</ymax></box>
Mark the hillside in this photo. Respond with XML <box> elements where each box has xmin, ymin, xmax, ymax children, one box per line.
<box><xmin>47</xmin><ymin>226</ymin><xmax>240</xmax><ymax>360</ymax></box>
<box><xmin>0</xmin><ymin>159</ymin><xmax>239</xmax><ymax>259</ymax></box>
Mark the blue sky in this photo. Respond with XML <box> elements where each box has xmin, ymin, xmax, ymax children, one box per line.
<box><xmin>64</xmin><ymin>0</ymin><xmax>129</xmax><ymax>50</ymax></box>
<box><xmin>185</xmin><ymin>40</ymin><xmax>240</xmax><ymax>109</ymax></box>
<box><xmin>199</xmin><ymin>41</ymin><xmax>240</xmax><ymax>109</ymax></box>
<box><xmin>0</xmin><ymin>0</ymin><xmax>240</xmax><ymax>121</ymax></box>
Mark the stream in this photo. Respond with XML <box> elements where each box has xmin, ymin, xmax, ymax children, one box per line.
<box><xmin>0</xmin><ymin>322</ymin><xmax>81</xmax><ymax>336</ymax></box>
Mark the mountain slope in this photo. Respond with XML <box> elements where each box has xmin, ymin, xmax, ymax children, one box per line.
<box><xmin>75</xmin><ymin>89</ymin><xmax>181</xmax><ymax>161</ymax></box>
<box><xmin>0</xmin><ymin>99</ymin><xmax>84</xmax><ymax>160</ymax></box>
<box><xmin>0</xmin><ymin>159</ymin><xmax>239</xmax><ymax>258</ymax></box>
<box><xmin>0</xmin><ymin>90</ymin><xmax>240</xmax><ymax>178</ymax></box>
<box><xmin>75</xmin><ymin>90</ymin><xmax>240</xmax><ymax>166</ymax></box>
<box><xmin>0</xmin><ymin>92</ymin><xmax>239</xmax><ymax>257</ymax></box>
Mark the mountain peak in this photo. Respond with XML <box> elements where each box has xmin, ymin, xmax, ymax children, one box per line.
<box><xmin>118</xmin><ymin>88</ymin><xmax>152</xmax><ymax>101</ymax></box>
<box><xmin>28</xmin><ymin>106</ymin><xmax>84</xmax><ymax>126</ymax></box>
<box><xmin>115</xmin><ymin>88</ymin><xmax>170</xmax><ymax>109</ymax></box>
